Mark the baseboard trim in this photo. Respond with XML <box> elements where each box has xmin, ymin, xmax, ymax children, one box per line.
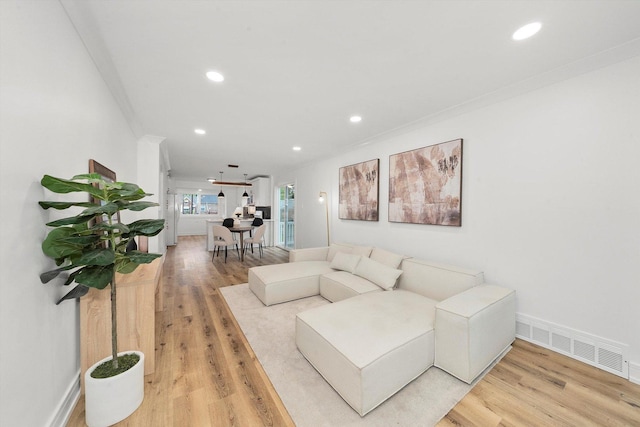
<box><xmin>48</xmin><ymin>370</ymin><xmax>81</xmax><ymax>427</ymax></box>
<box><xmin>630</xmin><ymin>362</ymin><xmax>640</xmax><ymax>385</ymax></box>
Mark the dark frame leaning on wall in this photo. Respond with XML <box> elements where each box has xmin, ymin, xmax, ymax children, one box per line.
<box><xmin>388</xmin><ymin>138</ymin><xmax>463</xmax><ymax>226</ymax></box>
<box><xmin>338</xmin><ymin>158</ymin><xmax>380</xmax><ymax>221</ymax></box>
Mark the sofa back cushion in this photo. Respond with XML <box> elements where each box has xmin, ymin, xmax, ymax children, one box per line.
<box><xmin>369</xmin><ymin>247</ymin><xmax>406</xmax><ymax>269</ymax></box>
<box><xmin>326</xmin><ymin>243</ymin><xmax>372</xmax><ymax>262</ymax></box>
<box><xmin>397</xmin><ymin>258</ymin><xmax>484</xmax><ymax>301</ymax></box>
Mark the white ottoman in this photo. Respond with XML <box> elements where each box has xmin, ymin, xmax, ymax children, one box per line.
<box><xmin>248</xmin><ymin>261</ymin><xmax>334</xmax><ymax>306</ymax></box>
<box><xmin>296</xmin><ymin>290</ymin><xmax>437</xmax><ymax>416</ymax></box>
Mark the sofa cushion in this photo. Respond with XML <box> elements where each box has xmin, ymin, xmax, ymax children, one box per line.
<box><xmin>397</xmin><ymin>258</ymin><xmax>484</xmax><ymax>301</ymax></box>
<box><xmin>350</xmin><ymin>245</ymin><xmax>373</xmax><ymax>258</ymax></box>
<box><xmin>329</xmin><ymin>252</ymin><xmax>361</xmax><ymax>273</ymax></box>
<box><xmin>326</xmin><ymin>243</ymin><xmax>355</xmax><ymax>262</ymax></box>
<box><xmin>319</xmin><ymin>271</ymin><xmax>382</xmax><ymax>302</ymax></box>
<box><xmin>369</xmin><ymin>247</ymin><xmax>405</xmax><ymax>269</ymax></box>
<box><xmin>354</xmin><ymin>256</ymin><xmax>403</xmax><ymax>290</ymax></box>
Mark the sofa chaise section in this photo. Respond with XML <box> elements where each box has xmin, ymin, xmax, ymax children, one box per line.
<box><xmin>248</xmin><ymin>261</ymin><xmax>334</xmax><ymax>306</ymax></box>
<box><xmin>296</xmin><ymin>290</ymin><xmax>437</xmax><ymax>416</ymax></box>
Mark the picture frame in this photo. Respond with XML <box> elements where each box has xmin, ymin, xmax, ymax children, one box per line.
<box><xmin>339</xmin><ymin>158</ymin><xmax>379</xmax><ymax>221</ymax></box>
<box><xmin>388</xmin><ymin>138</ymin><xmax>463</xmax><ymax>226</ymax></box>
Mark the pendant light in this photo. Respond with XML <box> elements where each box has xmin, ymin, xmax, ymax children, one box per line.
<box><xmin>242</xmin><ymin>173</ymin><xmax>249</xmax><ymax>202</ymax></box>
<box><xmin>217</xmin><ymin>171</ymin><xmax>225</xmax><ymax>199</ymax></box>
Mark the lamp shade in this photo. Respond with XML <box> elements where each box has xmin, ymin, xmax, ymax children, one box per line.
<box><xmin>217</xmin><ymin>190</ymin><xmax>225</xmax><ymax>199</ymax></box>
<box><xmin>233</xmin><ymin>207</ymin><xmax>243</xmax><ymax>216</ymax></box>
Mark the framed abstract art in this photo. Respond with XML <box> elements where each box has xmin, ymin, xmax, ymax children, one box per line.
<box><xmin>339</xmin><ymin>158</ymin><xmax>379</xmax><ymax>221</ymax></box>
<box><xmin>389</xmin><ymin>139</ymin><xmax>463</xmax><ymax>226</ymax></box>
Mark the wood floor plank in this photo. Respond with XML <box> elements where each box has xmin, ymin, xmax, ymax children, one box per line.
<box><xmin>66</xmin><ymin>236</ymin><xmax>640</xmax><ymax>426</ymax></box>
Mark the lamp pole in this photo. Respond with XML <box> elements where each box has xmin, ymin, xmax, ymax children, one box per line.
<box><xmin>319</xmin><ymin>191</ymin><xmax>330</xmax><ymax>246</ymax></box>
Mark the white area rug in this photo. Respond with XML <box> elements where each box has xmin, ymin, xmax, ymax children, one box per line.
<box><xmin>220</xmin><ymin>283</ymin><xmax>502</xmax><ymax>427</ymax></box>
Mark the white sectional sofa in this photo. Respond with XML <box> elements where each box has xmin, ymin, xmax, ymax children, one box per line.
<box><xmin>248</xmin><ymin>242</ymin><xmax>515</xmax><ymax>416</ymax></box>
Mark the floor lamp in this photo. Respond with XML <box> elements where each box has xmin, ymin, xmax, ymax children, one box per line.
<box><xmin>318</xmin><ymin>191</ymin><xmax>330</xmax><ymax>246</ymax></box>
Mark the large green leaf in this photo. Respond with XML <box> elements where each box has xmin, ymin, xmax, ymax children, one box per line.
<box><xmin>80</xmin><ymin>202</ymin><xmax>119</xmax><ymax>217</ymax></box>
<box><xmin>123</xmin><ymin>251</ymin><xmax>162</xmax><ymax>264</ymax></box>
<box><xmin>40</xmin><ymin>264</ymin><xmax>74</xmax><ymax>284</ymax></box>
<box><xmin>41</xmin><ymin>175</ymin><xmax>104</xmax><ymax>200</ymax></box>
<box><xmin>56</xmin><ymin>235</ymin><xmax>101</xmax><ymax>246</ymax></box>
<box><xmin>46</xmin><ymin>214</ymin><xmax>95</xmax><ymax>227</ymax></box>
<box><xmin>126</xmin><ymin>219</ymin><xmax>165</xmax><ymax>237</ymax></box>
<box><xmin>39</xmin><ymin>201</ymin><xmax>97</xmax><ymax>210</ymax></box>
<box><xmin>71</xmin><ymin>173</ymin><xmax>104</xmax><ymax>182</ymax></box>
<box><xmin>116</xmin><ymin>259</ymin><xmax>139</xmax><ymax>274</ymax></box>
<box><xmin>76</xmin><ymin>248</ymin><xmax>115</xmax><ymax>266</ymax></box>
<box><xmin>115</xmin><ymin>251</ymin><xmax>161</xmax><ymax>274</ymax></box>
<box><xmin>108</xmin><ymin>185</ymin><xmax>149</xmax><ymax>202</ymax></box>
<box><xmin>56</xmin><ymin>285</ymin><xmax>90</xmax><ymax>305</ymax></box>
<box><xmin>92</xmin><ymin>222</ymin><xmax>130</xmax><ymax>234</ymax></box>
<box><xmin>64</xmin><ymin>268</ymin><xmax>82</xmax><ymax>286</ymax></box>
<box><xmin>75</xmin><ymin>265</ymin><xmax>113</xmax><ymax>289</ymax></box>
<box><xmin>42</xmin><ymin>228</ymin><xmax>83</xmax><ymax>259</ymax></box>
<box><xmin>116</xmin><ymin>201</ymin><xmax>159</xmax><ymax>212</ymax></box>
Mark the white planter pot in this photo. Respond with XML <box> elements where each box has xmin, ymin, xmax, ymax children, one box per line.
<box><xmin>85</xmin><ymin>351</ymin><xmax>145</xmax><ymax>427</ymax></box>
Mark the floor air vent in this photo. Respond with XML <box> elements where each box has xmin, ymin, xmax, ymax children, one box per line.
<box><xmin>516</xmin><ymin>314</ymin><xmax>628</xmax><ymax>378</ymax></box>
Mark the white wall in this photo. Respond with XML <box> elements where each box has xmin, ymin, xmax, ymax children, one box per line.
<box><xmin>278</xmin><ymin>57</ymin><xmax>640</xmax><ymax>374</ymax></box>
<box><xmin>0</xmin><ymin>1</ymin><xmax>140</xmax><ymax>425</ymax></box>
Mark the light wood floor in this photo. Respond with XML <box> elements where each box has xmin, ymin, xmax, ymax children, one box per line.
<box><xmin>67</xmin><ymin>235</ymin><xmax>640</xmax><ymax>426</ymax></box>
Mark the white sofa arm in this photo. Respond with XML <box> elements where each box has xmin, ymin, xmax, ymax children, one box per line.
<box><xmin>289</xmin><ymin>246</ymin><xmax>329</xmax><ymax>262</ymax></box>
<box><xmin>434</xmin><ymin>284</ymin><xmax>515</xmax><ymax>384</ymax></box>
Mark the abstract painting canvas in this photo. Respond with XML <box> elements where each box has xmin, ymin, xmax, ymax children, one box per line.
<box><xmin>389</xmin><ymin>139</ymin><xmax>463</xmax><ymax>226</ymax></box>
<box><xmin>339</xmin><ymin>159</ymin><xmax>379</xmax><ymax>221</ymax></box>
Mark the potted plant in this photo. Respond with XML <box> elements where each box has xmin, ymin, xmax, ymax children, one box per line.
<box><xmin>38</xmin><ymin>173</ymin><xmax>165</xmax><ymax>427</ymax></box>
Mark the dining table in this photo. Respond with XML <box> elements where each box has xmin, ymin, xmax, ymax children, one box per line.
<box><xmin>229</xmin><ymin>225</ymin><xmax>253</xmax><ymax>261</ymax></box>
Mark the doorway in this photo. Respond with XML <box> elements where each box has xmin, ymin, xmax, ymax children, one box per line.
<box><xmin>277</xmin><ymin>183</ymin><xmax>295</xmax><ymax>250</ymax></box>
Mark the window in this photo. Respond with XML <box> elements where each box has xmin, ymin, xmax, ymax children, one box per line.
<box><xmin>182</xmin><ymin>193</ymin><xmax>219</xmax><ymax>215</ymax></box>
<box><xmin>200</xmin><ymin>194</ymin><xmax>218</xmax><ymax>214</ymax></box>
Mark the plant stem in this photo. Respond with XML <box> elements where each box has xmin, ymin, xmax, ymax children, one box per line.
<box><xmin>111</xmin><ymin>273</ymin><xmax>118</xmax><ymax>369</ymax></box>
<box><xmin>106</xmin><ymin>203</ymin><xmax>119</xmax><ymax>370</ymax></box>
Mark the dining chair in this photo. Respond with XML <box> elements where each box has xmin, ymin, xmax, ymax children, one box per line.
<box><xmin>212</xmin><ymin>225</ymin><xmax>239</xmax><ymax>263</ymax></box>
<box><xmin>222</xmin><ymin>217</ymin><xmax>238</xmax><ymax>243</ymax></box>
<box><xmin>244</xmin><ymin>224</ymin><xmax>266</xmax><ymax>258</ymax></box>
<box><xmin>249</xmin><ymin>217</ymin><xmax>263</xmax><ymax>237</ymax></box>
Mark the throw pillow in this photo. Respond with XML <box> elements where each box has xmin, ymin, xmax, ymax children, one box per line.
<box><xmin>354</xmin><ymin>256</ymin><xmax>403</xmax><ymax>290</ymax></box>
<box><xmin>330</xmin><ymin>252</ymin><xmax>362</xmax><ymax>273</ymax></box>
<box><xmin>326</xmin><ymin>243</ymin><xmax>353</xmax><ymax>262</ymax></box>
<box><xmin>369</xmin><ymin>247</ymin><xmax>405</xmax><ymax>269</ymax></box>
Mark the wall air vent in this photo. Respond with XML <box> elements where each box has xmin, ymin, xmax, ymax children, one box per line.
<box><xmin>516</xmin><ymin>314</ymin><xmax>628</xmax><ymax>378</ymax></box>
<box><xmin>599</xmin><ymin>345</ymin><xmax>624</xmax><ymax>374</ymax></box>
<box><xmin>532</xmin><ymin>324</ymin><xmax>550</xmax><ymax>345</ymax></box>
<box><xmin>574</xmin><ymin>339</ymin><xmax>596</xmax><ymax>363</ymax></box>
<box><xmin>551</xmin><ymin>331</ymin><xmax>571</xmax><ymax>353</ymax></box>
<box><xmin>516</xmin><ymin>321</ymin><xmax>531</xmax><ymax>339</ymax></box>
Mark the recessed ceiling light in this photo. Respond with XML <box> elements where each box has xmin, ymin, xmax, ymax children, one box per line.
<box><xmin>292</xmin><ymin>146</ymin><xmax>302</xmax><ymax>151</ymax></box>
<box><xmin>206</xmin><ymin>70</ymin><xmax>224</xmax><ymax>82</ymax></box>
<box><xmin>207</xmin><ymin>178</ymin><xmax>216</xmax><ymax>182</ymax></box>
<box><xmin>350</xmin><ymin>115</ymin><xmax>362</xmax><ymax>123</ymax></box>
<box><xmin>198</xmin><ymin>189</ymin><xmax>202</xmax><ymax>192</ymax></box>
<box><xmin>194</xmin><ymin>128</ymin><xmax>206</xmax><ymax>135</ymax></box>
<box><xmin>512</xmin><ymin>22</ymin><xmax>542</xmax><ymax>41</ymax></box>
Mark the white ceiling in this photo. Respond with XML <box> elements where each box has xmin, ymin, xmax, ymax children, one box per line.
<box><xmin>62</xmin><ymin>0</ymin><xmax>640</xmax><ymax>182</ymax></box>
